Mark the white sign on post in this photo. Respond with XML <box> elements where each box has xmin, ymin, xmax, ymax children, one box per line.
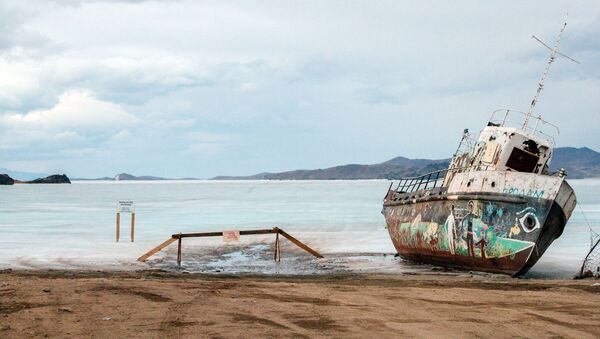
<box><xmin>117</xmin><ymin>201</ymin><xmax>135</xmax><ymax>213</ymax></box>
<box><xmin>223</xmin><ymin>230</ymin><xmax>240</xmax><ymax>242</ymax></box>
<box><xmin>116</xmin><ymin>200</ymin><xmax>136</xmax><ymax>242</ymax></box>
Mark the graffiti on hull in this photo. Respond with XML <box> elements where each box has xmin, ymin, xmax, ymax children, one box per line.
<box><xmin>502</xmin><ymin>187</ymin><xmax>545</xmax><ymax>202</ymax></box>
<box><xmin>385</xmin><ymin>198</ymin><xmax>549</xmax><ymax>262</ymax></box>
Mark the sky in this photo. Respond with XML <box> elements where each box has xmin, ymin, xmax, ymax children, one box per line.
<box><xmin>0</xmin><ymin>1</ymin><xmax>599</xmax><ymax>178</ymax></box>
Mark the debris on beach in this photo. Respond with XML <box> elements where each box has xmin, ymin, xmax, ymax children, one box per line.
<box><xmin>576</xmin><ymin>227</ymin><xmax>600</xmax><ymax>279</ymax></box>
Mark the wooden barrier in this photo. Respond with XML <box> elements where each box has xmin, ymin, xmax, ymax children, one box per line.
<box><xmin>137</xmin><ymin>227</ymin><xmax>323</xmax><ymax>266</ymax></box>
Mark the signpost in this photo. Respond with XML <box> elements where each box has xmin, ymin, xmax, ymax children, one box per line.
<box><xmin>116</xmin><ymin>201</ymin><xmax>135</xmax><ymax>242</ymax></box>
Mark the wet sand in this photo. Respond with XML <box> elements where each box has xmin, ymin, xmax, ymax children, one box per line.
<box><xmin>0</xmin><ymin>270</ymin><xmax>599</xmax><ymax>338</ymax></box>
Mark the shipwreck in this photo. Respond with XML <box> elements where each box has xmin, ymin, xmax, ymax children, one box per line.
<box><xmin>382</xmin><ymin>23</ymin><xmax>578</xmax><ymax>276</ymax></box>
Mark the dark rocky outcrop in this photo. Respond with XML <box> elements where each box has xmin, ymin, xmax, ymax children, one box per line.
<box><xmin>1</xmin><ymin>173</ymin><xmax>70</xmax><ymax>184</ymax></box>
<box><xmin>27</xmin><ymin>174</ymin><xmax>71</xmax><ymax>184</ymax></box>
<box><xmin>0</xmin><ymin>174</ymin><xmax>15</xmax><ymax>185</ymax></box>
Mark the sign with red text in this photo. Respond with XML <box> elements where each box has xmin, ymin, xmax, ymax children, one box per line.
<box><xmin>222</xmin><ymin>230</ymin><xmax>240</xmax><ymax>242</ymax></box>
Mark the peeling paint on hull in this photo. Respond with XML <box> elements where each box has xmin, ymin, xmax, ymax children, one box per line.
<box><xmin>382</xmin><ymin>173</ymin><xmax>575</xmax><ymax>276</ymax></box>
<box><xmin>397</xmin><ymin>247</ymin><xmax>533</xmax><ymax>276</ymax></box>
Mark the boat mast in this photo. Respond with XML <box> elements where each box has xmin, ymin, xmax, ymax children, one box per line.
<box><xmin>523</xmin><ymin>22</ymin><xmax>579</xmax><ymax>132</ymax></box>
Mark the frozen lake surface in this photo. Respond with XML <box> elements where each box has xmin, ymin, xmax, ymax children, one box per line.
<box><xmin>0</xmin><ymin>179</ymin><xmax>598</xmax><ymax>278</ymax></box>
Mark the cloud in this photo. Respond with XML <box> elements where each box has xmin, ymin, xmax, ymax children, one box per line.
<box><xmin>2</xmin><ymin>89</ymin><xmax>136</xmax><ymax>129</ymax></box>
<box><xmin>0</xmin><ymin>89</ymin><xmax>137</xmax><ymax>149</ymax></box>
<box><xmin>0</xmin><ymin>55</ymin><xmax>214</xmax><ymax>110</ymax></box>
<box><xmin>185</xmin><ymin>131</ymin><xmax>236</xmax><ymax>155</ymax></box>
<box><xmin>187</xmin><ymin>143</ymin><xmax>223</xmax><ymax>155</ymax></box>
<box><xmin>238</xmin><ymin>82</ymin><xmax>260</xmax><ymax>92</ymax></box>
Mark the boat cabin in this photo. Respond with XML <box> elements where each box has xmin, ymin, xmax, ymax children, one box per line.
<box><xmin>386</xmin><ymin>109</ymin><xmax>560</xmax><ymax>198</ymax></box>
<box><xmin>468</xmin><ymin>125</ymin><xmax>552</xmax><ymax>175</ymax></box>
<box><xmin>459</xmin><ymin>109</ymin><xmax>558</xmax><ymax>176</ymax></box>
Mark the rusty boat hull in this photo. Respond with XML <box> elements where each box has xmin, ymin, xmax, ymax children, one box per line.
<box><xmin>382</xmin><ymin>171</ymin><xmax>577</xmax><ymax>276</ymax></box>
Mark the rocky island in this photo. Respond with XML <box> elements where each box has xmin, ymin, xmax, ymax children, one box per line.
<box><xmin>26</xmin><ymin>174</ymin><xmax>71</xmax><ymax>184</ymax></box>
<box><xmin>0</xmin><ymin>174</ymin><xmax>71</xmax><ymax>185</ymax></box>
<box><xmin>0</xmin><ymin>174</ymin><xmax>15</xmax><ymax>185</ymax></box>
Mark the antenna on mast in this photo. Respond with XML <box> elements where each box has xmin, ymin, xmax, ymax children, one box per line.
<box><xmin>523</xmin><ymin>21</ymin><xmax>580</xmax><ymax>131</ymax></box>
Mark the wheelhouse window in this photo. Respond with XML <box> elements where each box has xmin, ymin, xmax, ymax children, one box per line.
<box><xmin>506</xmin><ymin>148</ymin><xmax>539</xmax><ymax>173</ymax></box>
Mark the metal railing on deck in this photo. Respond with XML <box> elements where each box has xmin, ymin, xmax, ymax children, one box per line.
<box><xmin>488</xmin><ymin>109</ymin><xmax>559</xmax><ymax>144</ymax></box>
<box><xmin>395</xmin><ymin>168</ymin><xmax>448</xmax><ymax>193</ymax></box>
<box><xmin>393</xmin><ymin>165</ymin><xmax>486</xmax><ymax>194</ymax></box>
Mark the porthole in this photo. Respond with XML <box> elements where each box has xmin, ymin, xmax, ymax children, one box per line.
<box><xmin>518</xmin><ymin>209</ymin><xmax>540</xmax><ymax>233</ymax></box>
<box><xmin>524</xmin><ymin>216</ymin><xmax>535</xmax><ymax>229</ymax></box>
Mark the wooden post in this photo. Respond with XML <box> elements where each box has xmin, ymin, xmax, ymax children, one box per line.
<box><xmin>137</xmin><ymin>237</ymin><xmax>177</xmax><ymax>262</ymax></box>
<box><xmin>131</xmin><ymin>213</ymin><xmax>135</xmax><ymax>242</ymax></box>
<box><xmin>278</xmin><ymin>229</ymin><xmax>324</xmax><ymax>258</ymax></box>
<box><xmin>274</xmin><ymin>232</ymin><xmax>280</xmax><ymax>261</ymax></box>
<box><xmin>177</xmin><ymin>234</ymin><xmax>182</xmax><ymax>267</ymax></box>
<box><xmin>116</xmin><ymin>212</ymin><xmax>120</xmax><ymax>242</ymax></box>
<box><xmin>277</xmin><ymin>233</ymin><xmax>281</xmax><ymax>261</ymax></box>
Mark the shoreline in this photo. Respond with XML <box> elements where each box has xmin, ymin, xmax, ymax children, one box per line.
<box><xmin>1</xmin><ymin>269</ymin><xmax>599</xmax><ymax>337</ymax></box>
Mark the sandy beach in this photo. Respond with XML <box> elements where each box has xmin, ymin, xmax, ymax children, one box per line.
<box><xmin>0</xmin><ymin>270</ymin><xmax>599</xmax><ymax>338</ymax></box>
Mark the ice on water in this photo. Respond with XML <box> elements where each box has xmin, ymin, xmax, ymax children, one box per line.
<box><xmin>0</xmin><ymin>179</ymin><xmax>597</xmax><ymax>278</ymax></box>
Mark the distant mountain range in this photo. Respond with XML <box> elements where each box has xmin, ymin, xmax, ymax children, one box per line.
<box><xmin>549</xmin><ymin>147</ymin><xmax>600</xmax><ymax>179</ymax></box>
<box><xmin>213</xmin><ymin>157</ymin><xmax>450</xmax><ymax>180</ymax></box>
<box><xmin>73</xmin><ymin>173</ymin><xmax>168</xmax><ymax>181</ymax></box>
<box><xmin>72</xmin><ymin>173</ymin><xmax>202</xmax><ymax>181</ymax></box>
<box><xmin>214</xmin><ymin>147</ymin><xmax>600</xmax><ymax>180</ymax></box>
<box><xmin>3</xmin><ymin>147</ymin><xmax>599</xmax><ymax>181</ymax></box>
